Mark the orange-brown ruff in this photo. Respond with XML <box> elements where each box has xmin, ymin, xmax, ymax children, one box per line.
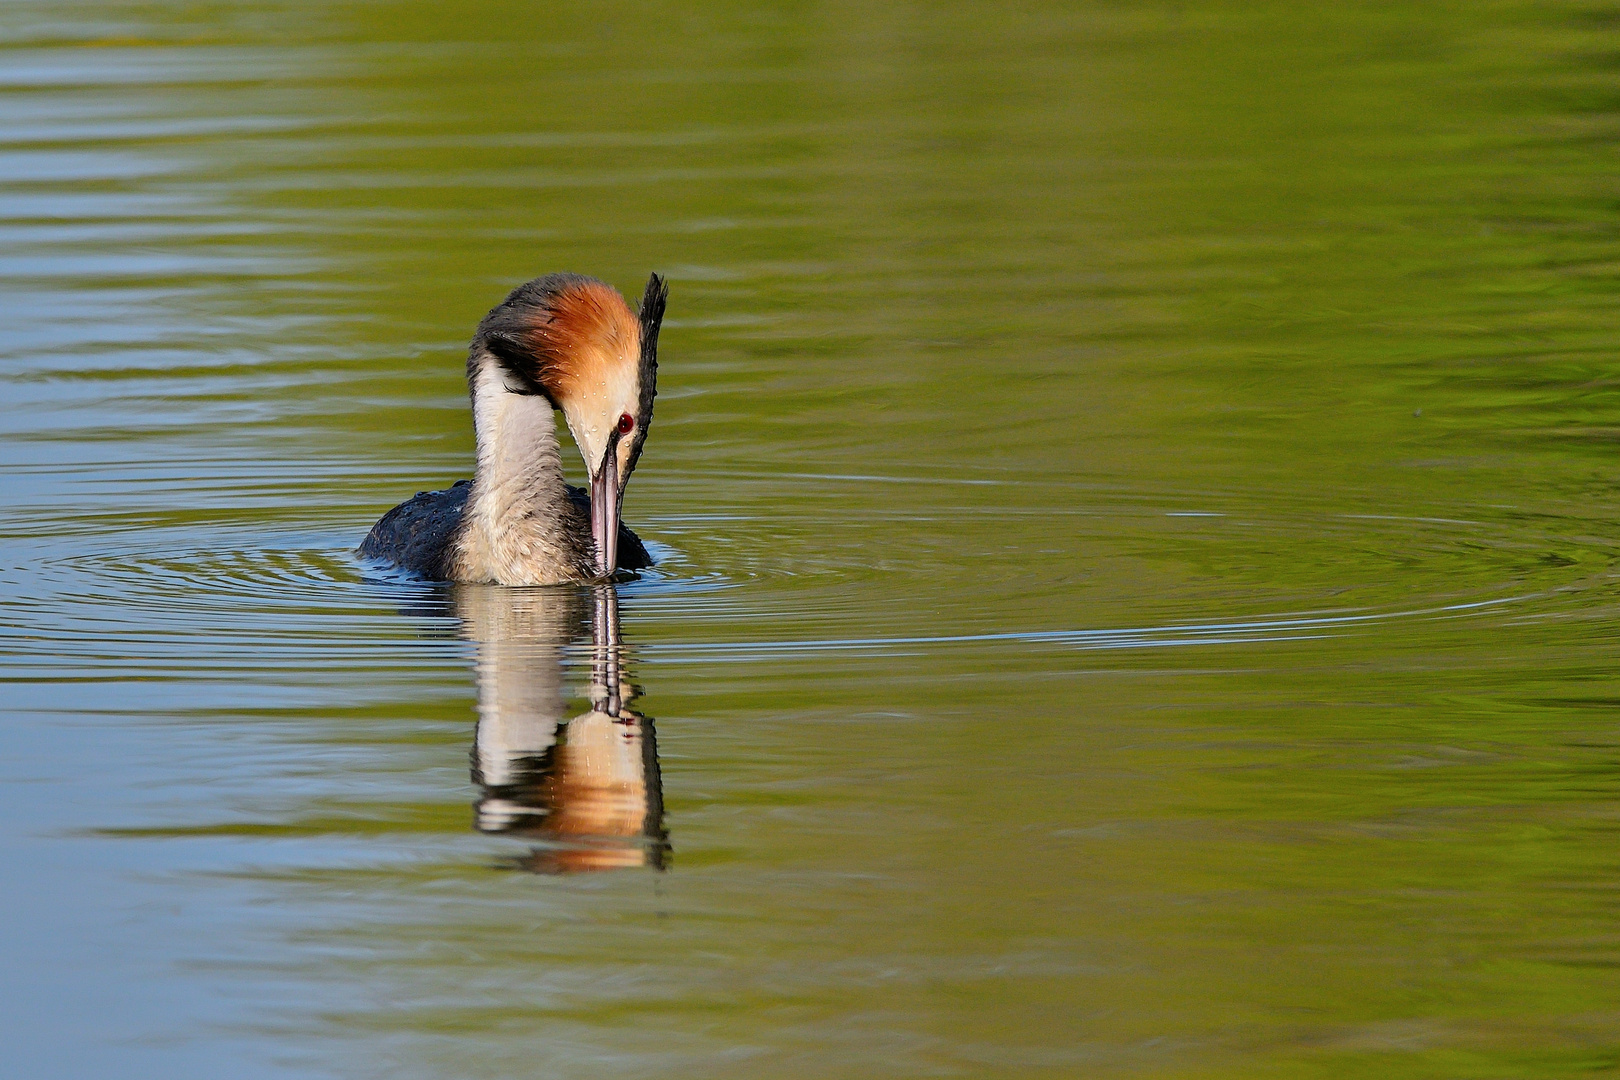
<box><xmin>357</xmin><ymin>272</ymin><xmax>667</xmax><ymax>584</ymax></box>
<box><xmin>516</xmin><ymin>279</ymin><xmax>639</xmax><ymax>403</ymax></box>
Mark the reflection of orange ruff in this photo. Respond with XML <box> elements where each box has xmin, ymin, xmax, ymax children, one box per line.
<box><xmin>528</xmin><ymin>840</ymin><xmax>647</xmax><ymax>874</ymax></box>
<box><xmin>548</xmin><ymin>709</ymin><xmax>651</xmax><ymax>840</ymax></box>
<box><xmin>498</xmin><ymin>707</ymin><xmax>659</xmax><ymax>874</ymax></box>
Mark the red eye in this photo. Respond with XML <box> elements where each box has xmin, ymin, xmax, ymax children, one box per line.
<box><xmin>617</xmin><ymin>413</ymin><xmax>634</xmax><ymax>434</ymax></box>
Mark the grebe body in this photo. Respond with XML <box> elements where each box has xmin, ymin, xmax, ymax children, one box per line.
<box><xmin>359</xmin><ymin>272</ymin><xmax>666</xmax><ymax>585</ymax></box>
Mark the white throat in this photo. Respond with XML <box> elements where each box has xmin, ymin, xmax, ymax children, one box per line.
<box><xmin>453</xmin><ymin>356</ymin><xmax>580</xmax><ymax>584</ymax></box>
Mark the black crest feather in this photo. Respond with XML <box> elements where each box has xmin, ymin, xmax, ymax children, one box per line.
<box><xmin>638</xmin><ymin>272</ymin><xmax>667</xmax><ymax>403</ymax></box>
<box><xmin>627</xmin><ymin>272</ymin><xmax>667</xmax><ymax>476</ymax></box>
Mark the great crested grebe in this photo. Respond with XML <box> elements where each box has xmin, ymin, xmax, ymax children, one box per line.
<box><xmin>359</xmin><ymin>272</ymin><xmax>667</xmax><ymax>584</ymax></box>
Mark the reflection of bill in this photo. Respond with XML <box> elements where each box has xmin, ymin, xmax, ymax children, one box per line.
<box><xmin>456</xmin><ymin>583</ymin><xmax>668</xmax><ymax>873</ymax></box>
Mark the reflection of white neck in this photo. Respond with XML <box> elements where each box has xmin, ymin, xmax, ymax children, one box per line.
<box><xmin>459</xmin><ymin>584</ymin><xmax>571</xmax><ymax>793</ymax></box>
<box><xmin>453</xmin><ymin>357</ymin><xmax>577</xmax><ymax>584</ymax></box>
<box><xmin>472</xmin><ymin>649</ymin><xmax>561</xmax><ymax>789</ymax></box>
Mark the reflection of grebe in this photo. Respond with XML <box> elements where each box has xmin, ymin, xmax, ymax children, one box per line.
<box><xmin>359</xmin><ymin>272</ymin><xmax>667</xmax><ymax>584</ymax></box>
<box><xmin>457</xmin><ymin>584</ymin><xmax>667</xmax><ymax>873</ymax></box>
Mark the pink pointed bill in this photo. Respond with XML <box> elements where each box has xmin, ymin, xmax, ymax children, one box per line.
<box><xmin>590</xmin><ymin>457</ymin><xmax>620</xmax><ymax>576</ymax></box>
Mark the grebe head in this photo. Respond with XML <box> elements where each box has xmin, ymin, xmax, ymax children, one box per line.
<box><xmin>474</xmin><ymin>272</ymin><xmax>667</xmax><ymax>575</ymax></box>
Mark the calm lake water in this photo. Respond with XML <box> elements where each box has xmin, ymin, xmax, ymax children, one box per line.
<box><xmin>5</xmin><ymin>2</ymin><xmax>1620</xmax><ymax>1076</ymax></box>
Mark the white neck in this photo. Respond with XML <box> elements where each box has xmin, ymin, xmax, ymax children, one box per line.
<box><xmin>452</xmin><ymin>356</ymin><xmax>582</xmax><ymax>584</ymax></box>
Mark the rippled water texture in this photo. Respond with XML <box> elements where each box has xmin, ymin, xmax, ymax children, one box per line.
<box><xmin>6</xmin><ymin>2</ymin><xmax>1620</xmax><ymax>1077</ymax></box>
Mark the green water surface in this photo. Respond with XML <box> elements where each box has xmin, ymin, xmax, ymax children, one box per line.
<box><xmin>4</xmin><ymin>1</ymin><xmax>1620</xmax><ymax>1077</ymax></box>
